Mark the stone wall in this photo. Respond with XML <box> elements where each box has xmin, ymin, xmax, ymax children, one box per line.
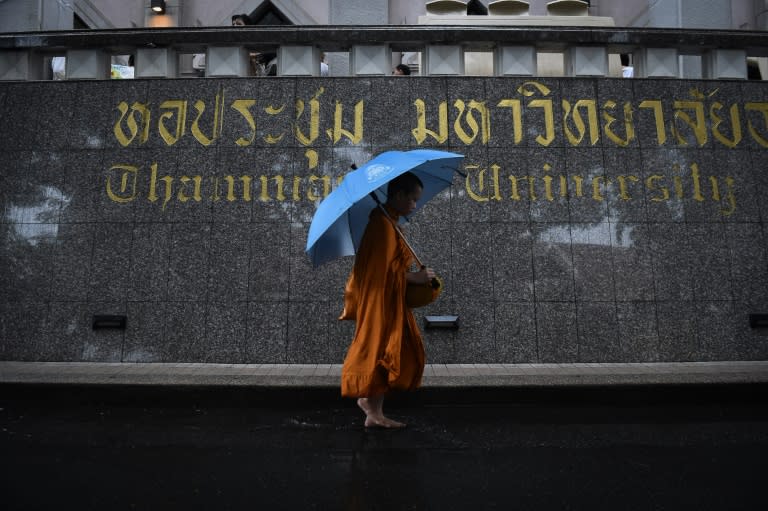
<box><xmin>1</xmin><ymin>76</ymin><xmax>767</xmax><ymax>363</ymax></box>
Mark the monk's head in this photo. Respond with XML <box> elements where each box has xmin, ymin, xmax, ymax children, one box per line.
<box><xmin>386</xmin><ymin>171</ymin><xmax>423</xmax><ymax>216</ymax></box>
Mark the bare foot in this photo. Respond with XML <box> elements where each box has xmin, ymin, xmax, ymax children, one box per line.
<box><xmin>357</xmin><ymin>398</ymin><xmax>406</xmax><ymax>429</ymax></box>
<box><xmin>357</xmin><ymin>398</ymin><xmax>374</xmax><ymax>416</ymax></box>
<box><xmin>364</xmin><ymin>414</ymin><xmax>406</xmax><ymax>429</ymax></box>
<box><xmin>382</xmin><ymin>416</ymin><xmax>406</xmax><ymax>428</ymax></box>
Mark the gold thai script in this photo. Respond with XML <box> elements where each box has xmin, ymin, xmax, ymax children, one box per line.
<box><xmin>112</xmin><ymin>83</ymin><xmax>768</xmax><ymax>149</ymax></box>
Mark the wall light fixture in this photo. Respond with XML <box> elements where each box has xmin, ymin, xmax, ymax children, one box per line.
<box><xmin>424</xmin><ymin>315</ymin><xmax>459</xmax><ymax>329</ymax></box>
<box><xmin>749</xmin><ymin>313</ymin><xmax>768</xmax><ymax>328</ymax></box>
<box><xmin>151</xmin><ymin>0</ymin><xmax>166</xmax><ymax>14</ymax></box>
<box><xmin>92</xmin><ymin>315</ymin><xmax>127</xmax><ymax>330</ymax></box>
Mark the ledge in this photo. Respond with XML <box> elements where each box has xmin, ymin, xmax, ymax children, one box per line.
<box><xmin>1</xmin><ymin>26</ymin><xmax>767</xmax><ymax>55</ymax></box>
<box><xmin>1</xmin><ymin>361</ymin><xmax>767</xmax><ymax>388</ymax></box>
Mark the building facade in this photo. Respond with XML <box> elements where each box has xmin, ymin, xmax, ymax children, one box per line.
<box><xmin>1</xmin><ymin>1</ymin><xmax>766</xmax><ymax>32</ymax></box>
<box><xmin>1</xmin><ymin>2</ymin><xmax>767</xmax><ymax>365</ymax></box>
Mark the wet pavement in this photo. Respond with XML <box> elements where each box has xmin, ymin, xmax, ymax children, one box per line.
<box><xmin>2</xmin><ymin>384</ymin><xmax>767</xmax><ymax>510</ymax></box>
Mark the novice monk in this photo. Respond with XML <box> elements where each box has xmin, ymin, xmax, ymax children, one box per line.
<box><xmin>339</xmin><ymin>172</ymin><xmax>435</xmax><ymax>428</ymax></box>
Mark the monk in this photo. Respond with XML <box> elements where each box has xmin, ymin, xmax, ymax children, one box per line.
<box><xmin>339</xmin><ymin>171</ymin><xmax>435</xmax><ymax>428</ymax></box>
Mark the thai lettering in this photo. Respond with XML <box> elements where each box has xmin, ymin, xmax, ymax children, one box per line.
<box><xmin>295</xmin><ymin>88</ymin><xmax>323</xmax><ymax>146</ymax></box>
<box><xmin>496</xmin><ymin>99</ymin><xmax>523</xmax><ymax>145</ymax></box>
<box><xmin>638</xmin><ymin>100</ymin><xmax>667</xmax><ymax>146</ymax></box>
<box><xmin>114</xmin><ymin>101</ymin><xmax>151</xmax><ymax>146</ymax></box>
<box><xmin>519</xmin><ymin>81</ymin><xmax>555</xmax><ymax>147</ymax></box>
<box><xmin>412</xmin><ymin>99</ymin><xmax>449</xmax><ymax>144</ymax></box>
<box><xmin>745</xmin><ymin>102</ymin><xmax>768</xmax><ymax>148</ymax></box>
<box><xmin>230</xmin><ymin>99</ymin><xmax>256</xmax><ymax>147</ymax></box>
<box><xmin>563</xmin><ymin>99</ymin><xmax>599</xmax><ymax>146</ymax></box>
<box><xmin>453</xmin><ymin>100</ymin><xmax>491</xmax><ymax>145</ymax></box>
<box><xmin>263</xmin><ymin>104</ymin><xmax>286</xmax><ymax>144</ymax></box>
<box><xmin>602</xmin><ymin>100</ymin><xmax>635</xmax><ymax>147</ymax></box>
<box><xmin>327</xmin><ymin>99</ymin><xmax>364</xmax><ymax>144</ymax></box>
<box><xmin>671</xmin><ymin>90</ymin><xmax>708</xmax><ymax>147</ymax></box>
<box><xmin>111</xmin><ymin>85</ymin><xmax>768</xmax><ymax>150</ymax></box>
<box><xmin>158</xmin><ymin>100</ymin><xmax>187</xmax><ymax>146</ymax></box>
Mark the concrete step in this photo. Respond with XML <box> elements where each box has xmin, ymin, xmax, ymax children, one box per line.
<box><xmin>2</xmin><ymin>361</ymin><xmax>767</xmax><ymax>387</ymax></box>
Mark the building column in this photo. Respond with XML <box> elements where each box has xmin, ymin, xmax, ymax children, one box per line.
<box><xmin>329</xmin><ymin>0</ymin><xmax>389</xmax><ymax>76</ymax></box>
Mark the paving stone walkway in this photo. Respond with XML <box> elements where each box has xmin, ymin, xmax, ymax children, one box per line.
<box><xmin>1</xmin><ymin>361</ymin><xmax>767</xmax><ymax>387</ymax></box>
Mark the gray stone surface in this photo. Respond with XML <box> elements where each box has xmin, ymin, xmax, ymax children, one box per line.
<box><xmin>44</xmin><ymin>302</ymin><xmax>125</xmax><ymax>362</ymax></box>
<box><xmin>688</xmin><ymin>223</ymin><xmax>732</xmax><ymax>301</ymax></box>
<box><xmin>451</xmin><ymin>221</ymin><xmax>494</xmax><ymax>301</ymax></box>
<box><xmin>577</xmin><ymin>302</ymin><xmax>620</xmax><ymax>362</ymax></box>
<box><xmin>494</xmin><ymin>302</ymin><xmax>537</xmax><ymax>363</ymax></box>
<box><xmin>162</xmin><ymin>301</ymin><xmax>208</xmax><ymax>362</ymax></box>
<box><xmin>368</xmin><ymin>77</ymin><xmax>415</xmax><ymax>147</ymax></box>
<box><xmin>0</xmin><ymin>223</ymin><xmax>56</xmax><ymax>302</ymax></box>
<box><xmin>611</xmin><ymin>223</ymin><xmax>655</xmax><ymax>302</ymax></box>
<box><xmin>123</xmin><ymin>301</ymin><xmax>166</xmax><ymax>362</ymax></box>
<box><xmin>571</xmin><ymin>222</ymin><xmax>615</xmax><ymax>302</ymax></box>
<box><xmin>1</xmin><ymin>77</ymin><xmax>767</xmax><ymax>365</ymax></box>
<box><xmin>536</xmin><ymin>301</ymin><xmax>579</xmax><ymax>363</ymax></box>
<box><xmin>450</xmin><ymin>300</ymin><xmax>497</xmax><ymax>362</ymax></box>
<box><xmin>246</xmin><ymin>301</ymin><xmax>288</xmax><ymax>363</ymax></box>
<box><xmin>208</xmin><ymin>223</ymin><xmax>251</xmax><ymax>302</ymax></box>
<box><xmin>127</xmin><ymin>223</ymin><xmax>171</xmax><ymax>301</ymax></box>
<box><xmin>50</xmin><ymin>222</ymin><xmax>94</xmax><ymax>301</ymax></box>
<box><xmin>0</xmin><ymin>84</ymin><xmax>42</xmax><ymax>152</ymax></box>
<box><xmin>616</xmin><ymin>301</ymin><xmax>660</xmax><ymax>362</ymax></box>
<box><xmin>491</xmin><ymin>222</ymin><xmax>534</xmax><ymax>302</ymax></box>
<box><xmin>167</xmin><ymin>223</ymin><xmax>211</xmax><ymax>301</ymax></box>
<box><xmin>0</xmin><ymin>302</ymin><xmax>49</xmax><ymax>360</ymax></box>
<box><xmin>727</xmin><ymin>223</ymin><xmax>768</xmax><ymax>307</ymax></box>
<box><xmin>249</xmin><ymin>222</ymin><xmax>291</xmax><ymax>301</ymax></box>
<box><xmin>657</xmin><ymin>301</ymin><xmax>698</xmax><ymax>361</ymax></box>
<box><xmin>531</xmin><ymin>223</ymin><xmax>575</xmax><ymax>302</ymax></box>
<box><xmin>205</xmin><ymin>301</ymin><xmax>249</xmax><ymax>363</ymax></box>
<box><xmin>649</xmin><ymin>223</ymin><xmax>694</xmax><ymax>301</ymax></box>
<box><xmin>34</xmin><ymin>81</ymin><xmax>78</xmax><ymax>150</ymax></box>
<box><xmin>88</xmin><ymin>223</ymin><xmax>132</xmax><ymax>302</ymax></box>
<box><xmin>286</xmin><ymin>301</ymin><xmax>329</xmax><ymax>363</ymax></box>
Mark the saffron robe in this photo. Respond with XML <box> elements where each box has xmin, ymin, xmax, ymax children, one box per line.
<box><xmin>339</xmin><ymin>206</ymin><xmax>425</xmax><ymax>397</ymax></box>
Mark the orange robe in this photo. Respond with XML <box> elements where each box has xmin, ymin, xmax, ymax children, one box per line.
<box><xmin>339</xmin><ymin>206</ymin><xmax>425</xmax><ymax>397</ymax></box>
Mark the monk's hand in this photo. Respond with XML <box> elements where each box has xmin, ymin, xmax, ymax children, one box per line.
<box><xmin>410</xmin><ymin>266</ymin><xmax>435</xmax><ymax>285</ymax></box>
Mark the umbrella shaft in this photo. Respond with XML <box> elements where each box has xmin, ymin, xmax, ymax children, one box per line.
<box><xmin>376</xmin><ymin>204</ymin><xmax>424</xmax><ymax>268</ymax></box>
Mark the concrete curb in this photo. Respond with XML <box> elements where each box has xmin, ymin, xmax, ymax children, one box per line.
<box><xmin>2</xmin><ymin>361</ymin><xmax>767</xmax><ymax>387</ymax></box>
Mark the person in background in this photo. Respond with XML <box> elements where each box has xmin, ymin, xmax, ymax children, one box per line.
<box><xmin>231</xmin><ymin>13</ymin><xmax>252</xmax><ymax>26</ymax></box>
<box><xmin>320</xmin><ymin>52</ymin><xmax>329</xmax><ymax>76</ymax></box>
<box><xmin>193</xmin><ymin>13</ymin><xmax>256</xmax><ymax>76</ymax></box>
<box><xmin>467</xmin><ymin>0</ymin><xmax>488</xmax><ymax>15</ymax></box>
<box><xmin>621</xmin><ymin>53</ymin><xmax>634</xmax><ymax>78</ymax></box>
<box><xmin>393</xmin><ymin>64</ymin><xmax>411</xmax><ymax>76</ymax></box>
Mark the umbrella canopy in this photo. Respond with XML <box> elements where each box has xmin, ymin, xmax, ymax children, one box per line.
<box><xmin>306</xmin><ymin>149</ymin><xmax>464</xmax><ymax>267</ymax></box>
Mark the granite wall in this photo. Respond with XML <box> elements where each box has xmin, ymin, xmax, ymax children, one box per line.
<box><xmin>1</xmin><ymin>76</ymin><xmax>767</xmax><ymax>363</ymax></box>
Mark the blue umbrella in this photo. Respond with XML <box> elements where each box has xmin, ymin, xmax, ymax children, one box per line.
<box><xmin>306</xmin><ymin>149</ymin><xmax>464</xmax><ymax>267</ymax></box>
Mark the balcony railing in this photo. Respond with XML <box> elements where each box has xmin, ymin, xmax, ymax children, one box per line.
<box><xmin>0</xmin><ymin>25</ymin><xmax>766</xmax><ymax>80</ymax></box>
